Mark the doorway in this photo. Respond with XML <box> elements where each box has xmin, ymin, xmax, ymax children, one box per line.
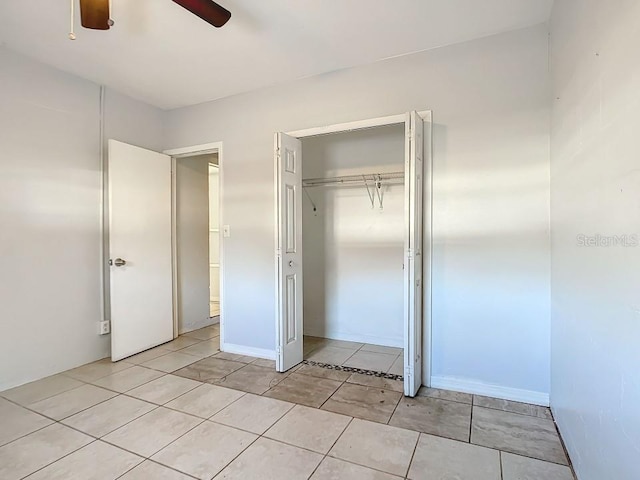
<box><xmin>274</xmin><ymin>111</ymin><xmax>432</xmax><ymax>397</ymax></box>
<box><xmin>174</xmin><ymin>152</ymin><xmax>221</xmax><ymax>335</ymax></box>
<box><xmin>301</xmin><ymin>124</ymin><xmax>406</xmax><ymax>377</ymax></box>
<box><xmin>167</xmin><ymin>143</ymin><xmax>225</xmax><ymax>345</ymax></box>
<box><xmin>106</xmin><ymin>140</ymin><xmax>224</xmax><ymax>361</ymax></box>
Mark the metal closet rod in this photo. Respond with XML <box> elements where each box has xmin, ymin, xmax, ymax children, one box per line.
<box><xmin>302</xmin><ymin>171</ymin><xmax>405</xmax><ymax>187</ymax></box>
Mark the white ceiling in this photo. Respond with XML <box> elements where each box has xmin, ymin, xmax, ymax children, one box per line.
<box><xmin>0</xmin><ymin>0</ymin><xmax>553</xmax><ymax>109</ymax></box>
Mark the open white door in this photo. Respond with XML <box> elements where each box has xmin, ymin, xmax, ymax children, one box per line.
<box><xmin>275</xmin><ymin>132</ymin><xmax>303</xmax><ymax>372</ymax></box>
<box><xmin>109</xmin><ymin>140</ymin><xmax>174</xmax><ymax>361</ymax></box>
<box><xmin>404</xmin><ymin>112</ymin><xmax>424</xmax><ymax>396</ymax></box>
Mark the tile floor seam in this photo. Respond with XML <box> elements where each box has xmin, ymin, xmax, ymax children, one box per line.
<box><xmin>386</xmin><ymin>353</ymin><xmax>403</xmax><ymax>375</ymax></box>
<box><xmin>28</xmin><ymin>386</ymin><xmax>123</xmax><ymax>423</ymax></box>
<box><xmin>415</xmin><ymin>388</ymin><xmax>473</xmax><ymax>406</ymax></box>
<box><xmin>1</xmin><ymin>391</ymin><xmax>114</xmax><ymax>431</ymax></box>
<box><xmin>469</xmin><ymin>400</ymin><xmax>474</xmax><ymax>443</ymax></box>
<box><xmin>404</xmin><ymin>431</ymin><xmax>421</xmax><ymax>479</ymax></box>
<box><xmin>128</xmin><ymin>413</ymin><xmax>208</xmax><ymax>461</ymax></box>
<box><xmin>126</xmin><ymin>379</ymin><xmax>203</xmax><ymax>407</ymax></box>
<box><xmin>326</xmin><ymin>442</ymin><xmax>416</xmax><ymax>479</ymax></box>
<box><xmin>0</xmin><ymin>419</ymin><xmax>53</xmax><ymax>450</ymax></box>
<box><xmin>0</xmin><ymin>379</ymin><xmax>84</xmax><ymax>407</ymax></box>
<box><xmin>471</xmin><ymin>400</ymin><xmax>553</xmax><ymax>421</ymax></box>
<box><xmin>74</xmin><ymin>404</ymin><xmax>165</xmax><ymax>447</ymax></box>
<box><xmin>262</xmin><ymin>409</ymin><xmax>355</xmax><ymax>459</ymax></box>
<box><xmin>207</xmin><ymin>401</ymin><xmax>296</xmax><ymax>437</ymax></box>
<box><xmin>88</xmin><ymin>369</ymin><xmax>169</xmax><ymax>395</ymax></box>
<box><xmin>140</xmin><ymin>356</ymin><xmax>204</xmax><ymax>374</ymax></box>
<box><xmin>204</xmin><ymin>434</ymin><xmax>264</xmax><ymax>479</ymax></box>
<box><xmin>203</xmin><ymin>390</ymin><xmax>248</xmax><ymax>420</ymax></box>
<box><xmin>0</xmin><ymin>425</ymin><xmax>51</xmax><ymax>450</ymax></box>
<box><xmin>385</xmin><ymin>390</ymin><xmax>404</xmax><ymax>426</ymax></box>
<box><xmin>113</xmin><ymin>458</ymin><xmax>200</xmax><ymax>480</ymax></box>
<box><xmin>314</xmin><ymin>379</ymin><xmax>347</xmax><ymax>410</ymax></box>
<box><xmin>59</xmin><ymin>362</ymin><xmax>136</xmax><ymax>383</ymax></box>
<box><xmin>60</xmin><ymin>401</ymin><xmax>160</xmax><ymax>440</ymax></box>
<box><xmin>472</xmin><ymin>446</ymin><xmax>571</xmax><ymax>468</ymax></box>
<box><xmin>15</xmin><ymin>437</ymin><xmax>100</xmax><ymax>480</ymax></box>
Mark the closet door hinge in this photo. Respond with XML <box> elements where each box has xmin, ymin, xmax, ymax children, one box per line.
<box><xmin>407</xmin><ymin>129</ymin><xmax>414</xmax><ymax>141</ymax></box>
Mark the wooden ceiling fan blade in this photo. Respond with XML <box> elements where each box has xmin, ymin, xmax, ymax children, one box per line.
<box><xmin>172</xmin><ymin>0</ymin><xmax>231</xmax><ymax>28</ymax></box>
<box><xmin>79</xmin><ymin>0</ymin><xmax>111</xmax><ymax>30</ymax></box>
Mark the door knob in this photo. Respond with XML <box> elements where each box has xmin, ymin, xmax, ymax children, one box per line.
<box><xmin>113</xmin><ymin>258</ymin><xmax>127</xmax><ymax>267</ymax></box>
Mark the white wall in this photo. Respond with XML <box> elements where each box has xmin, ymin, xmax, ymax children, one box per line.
<box><xmin>302</xmin><ymin>125</ymin><xmax>405</xmax><ymax>347</ymax></box>
<box><xmin>165</xmin><ymin>25</ymin><xmax>551</xmax><ymax>400</ymax></box>
<box><xmin>176</xmin><ymin>155</ymin><xmax>213</xmax><ymax>334</ymax></box>
<box><xmin>550</xmin><ymin>2</ymin><xmax>640</xmax><ymax>479</ymax></box>
<box><xmin>0</xmin><ymin>47</ymin><xmax>165</xmax><ymax>391</ymax></box>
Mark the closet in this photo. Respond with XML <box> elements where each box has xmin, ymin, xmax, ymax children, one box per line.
<box><xmin>275</xmin><ymin>111</ymin><xmax>429</xmax><ymax>397</ymax></box>
<box><xmin>301</xmin><ymin>125</ymin><xmax>406</xmax><ymax>370</ymax></box>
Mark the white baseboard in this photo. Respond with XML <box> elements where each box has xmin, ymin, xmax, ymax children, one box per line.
<box><xmin>221</xmin><ymin>343</ymin><xmax>276</xmax><ymax>361</ymax></box>
<box><xmin>430</xmin><ymin>375</ymin><xmax>549</xmax><ymax>407</ymax></box>
<box><xmin>303</xmin><ymin>328</ymin><xmax>403</xmax><ymax>349</ymax></box>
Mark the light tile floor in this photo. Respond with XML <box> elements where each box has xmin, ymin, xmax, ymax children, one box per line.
<box><xmin>304</xmin><ymin>336</ymin><xmax>405</xmax><ymax>375</ymax></box>
<box><xmin>0</xmin><ymin>325</ymin><xmax>576</xmax><ymax>480</ymax></box>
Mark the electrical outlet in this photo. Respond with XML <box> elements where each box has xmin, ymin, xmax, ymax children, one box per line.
<box><xmin>99</xmin><ymin>320</ymin><xmax>111</xmax><ymax>335</ymax></box>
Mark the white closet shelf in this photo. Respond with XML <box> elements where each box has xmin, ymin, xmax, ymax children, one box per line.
<box><xmin>209</xmin><ymin>263</ymin><xmax>220</xmax><ymax>268</ymax></box>
<box><xmin>209</xmin><ymin>228</ymin><xmax>220</xmax><ymax>232</ymax></box>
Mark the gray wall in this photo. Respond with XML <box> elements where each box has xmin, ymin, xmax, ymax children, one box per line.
<box><xmin>165</xmin><ymin>25</ymin><xmax>552</xmax><ymax>401</ymax></box>
<box><xmin>550</xmin><ymin>1</ymin><xmax>640</xmax><ymax>479</ymax></box>
<box><xmin>176</xmin><ymin>154</ymin><xmax>215</xmax><ymax>333</ymax></box>
<box><xmin>0</xmin><ymin>47</ymin><xmax>165</xmax><ymax>391</ymax></box>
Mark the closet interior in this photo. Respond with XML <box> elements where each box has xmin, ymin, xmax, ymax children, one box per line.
<box><xmin>301</xmin><ymin>124</ymin><xmax>406</xmax><ymax>376</ymax></box>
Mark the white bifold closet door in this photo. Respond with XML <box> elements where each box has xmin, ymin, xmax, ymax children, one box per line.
<box><xmin>108</xmin><ymin>140</ymin><xmax>174</xmax><ymax>361</ymax></box>
<box><xmin>275</xmin><ymin>113</ymin><xmax>425</xmax><ymax>397</ymax></box>
<box><xmin>274</xmin><ymin>133</ymin><xmax>304</xmax><ymax>371</ymax></box>
<box><xmin>404</xmin><ymin>111</ymin><xmax>424</xmax><ymax>397</ymax></box>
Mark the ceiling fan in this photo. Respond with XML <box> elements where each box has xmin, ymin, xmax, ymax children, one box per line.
<box><xmin>76</xmin><ymin>0</ymin><xmax>231</xmax><ymax>32</ymax></box>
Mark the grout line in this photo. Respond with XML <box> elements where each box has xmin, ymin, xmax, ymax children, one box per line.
<box><xmin>472</xmin><ymin>404</ymin><xmax>555</xmax><ymax>421</ymax></box>
<box><xmin>386</xmin><ymin>390</ymin><xmax>404</xmax><ymax>425</ymax></box>
<box><xmin>114</xmin><ymin>457</ymin><xmax>200</xmax><ymax>480</ymax></box>
<box><xmin>307</xmin><ymin>416</ymin><xmax>355</xmax><ymax>479</ymax></box>
<box><xmin>15</xmin><ymin>438</ymin><xmax>100</xmax><ymax>479</ymax></box>
<box><xmin>316</xmin><ymin>380</ymin><xmax>345</xmax><ymax>410</ymax></box>
<box><xmin>404</xmin><ymin>432</ymin><xmax>421</xmax><ymax>478</ymax></box>
<box><xmin>469</xmin><ymin>403</ymin><xmax>474</xmax><ymax>443</ymax></box>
